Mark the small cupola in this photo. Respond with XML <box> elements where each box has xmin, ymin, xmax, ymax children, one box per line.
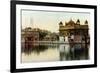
<box><xmin>85</xmin><ymin>20</ymin><xmax>88</xmax><ymax>25</ymax></box>
<box><xmin>65</xmin><ymin>22</ymin><xmax>68</xmax><ymax>26</ymax></box>
<box><xmin>76</xmin><ymin>19</ymin><xmax>80</xmax><ymax>24</ymax></box>
<box><xmin>59</xmin><ymin>21</ymin><xmax>63</xmax><ymax>26</ymax></box>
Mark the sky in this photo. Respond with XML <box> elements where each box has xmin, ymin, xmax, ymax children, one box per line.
<box><xmin>22</xmin><ymin>10</ymin><xmax>90</xmax><ymax>33</ymax></box>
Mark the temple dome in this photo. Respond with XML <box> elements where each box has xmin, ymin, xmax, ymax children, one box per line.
<box><xmin>68</xmin><ymin>19</ymin><xmax>75</xmax><ymax>25</ymax></box>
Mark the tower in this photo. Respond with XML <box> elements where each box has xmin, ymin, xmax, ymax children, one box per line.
<box><xmin>30</xmin><ymin>17</ymin><xmax>33</xmax><ymax>28</ymax></box>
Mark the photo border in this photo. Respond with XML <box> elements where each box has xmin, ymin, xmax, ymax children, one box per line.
<box><xmin>10</xmin><ymin>0</ymin><xmax>97</xmax><ymax>72</ymax></box>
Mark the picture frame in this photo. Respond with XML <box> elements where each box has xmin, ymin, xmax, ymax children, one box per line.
<box><xmin>10</xmin><ymin>0</ymin><xmax>97</xmax><ymax>72</ymax></box>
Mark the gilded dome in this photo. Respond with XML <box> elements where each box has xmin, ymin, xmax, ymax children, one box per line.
<box><xmin>68</xmin><ymin>19</ymin><xmax>75</xmax><ymax>25</ymax></box>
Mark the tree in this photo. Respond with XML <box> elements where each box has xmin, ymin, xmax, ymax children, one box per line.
<box><xmin>39</xmin><ymin>31</ymin><xmax>48</xmax><ymax>40</ymax></box>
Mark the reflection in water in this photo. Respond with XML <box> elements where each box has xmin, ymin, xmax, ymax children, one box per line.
<box><xmin>22</xmin><ymin>45</ymin><xmax>48</xmax><ymax>55</ymax></box>
<box><xmin>59</xmin><ymin>43</ymin><xmax>89</xmax><ymax>61</ymax></box>
<box><xmin>21</xmin><ymin>43</ymin><xmax>89</xmax><ymax>63</ymax></box>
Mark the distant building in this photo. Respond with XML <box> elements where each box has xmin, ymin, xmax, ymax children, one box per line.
<box><xmin>43</xmin><ymin>33</ymin><xmax>59</xmax><ymax>41</ymax></box>
<box><xmin>21</xmin><ymin>27</ymin><xmax>39</xmax><ymax>49</ymax></box>
<box><xmin>59</xmin><ymin>19</ymin><xmax>90</xmax><ymax>43</ymax></box>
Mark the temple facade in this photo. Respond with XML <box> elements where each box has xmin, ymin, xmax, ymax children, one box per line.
<box><xmin>59</xmin><ymin>19</ymin><xmax>90</xmax><ymax>43</ymax></box>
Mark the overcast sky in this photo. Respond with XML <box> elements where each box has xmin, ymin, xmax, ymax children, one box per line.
<box><xmin>22</xmin><ymin>10</ymin><xmax>90</xmax><ymax>33</ymax></box>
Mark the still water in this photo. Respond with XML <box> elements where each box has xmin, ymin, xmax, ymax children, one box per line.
<box><xmin>21</xmin><ymin>43</ymin><xmax>89</xmax><ymax>63</ymax></box>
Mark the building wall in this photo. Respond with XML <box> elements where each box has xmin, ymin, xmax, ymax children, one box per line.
<box><xmin>21</xmin><ymin>28</ymin><xmax>39</xmax><ymax>49</ymax></box>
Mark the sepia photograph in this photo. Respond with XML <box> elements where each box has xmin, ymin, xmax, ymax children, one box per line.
<box><xmin>21</xmin><ymin>10</ymin><xmax>90</xmax><ymax>63</ymax></box>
